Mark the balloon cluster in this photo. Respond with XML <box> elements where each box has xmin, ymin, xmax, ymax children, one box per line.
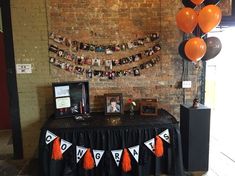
<box><xmin>176</xmin><ymin>0</ymin><xmax>222</xmax><ymax>62</ymax></box>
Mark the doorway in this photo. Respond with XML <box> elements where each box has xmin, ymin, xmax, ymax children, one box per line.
<box><xmin>0</xmin><ymin>6</ymin><xmax>11</xmax><ymax>130</ymax></box>
<box><xmin>0</xmin><ymin>0</ymin><xmax>23</xmax><ymax>159</ymax></box>
<box><xmin>205</xmin><ymin>27</ymin><xmax>235</xmax><ymax>174</ymax></box>
<box><xmin>0</xmin><ymin>3</ymin><xmax>13</xmax><ymax>159</ymax></box>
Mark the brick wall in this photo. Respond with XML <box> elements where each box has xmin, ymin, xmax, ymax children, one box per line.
<box><xmin>47</xmin><ymin>0</ymin><xmax>202</xmax><ymax>117</ymax></box>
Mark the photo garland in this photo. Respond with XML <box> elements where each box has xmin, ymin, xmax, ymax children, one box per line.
<box><xmin>49</xmin><ymin>32</ymin><xmax>160</xmax><ymax>54</ymax></box>
<box><xmin>49</xmin><ymin>56</ymin><xmax>160</xmax><ymax>79</ymax></box>
<box><xmin>48</xmin><ymin>43</ymin><xmax>161</xmax><ymax>68</ymax></box>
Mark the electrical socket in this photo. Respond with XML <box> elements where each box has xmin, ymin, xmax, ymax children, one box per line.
<box><xmin>182</xmin><ymin>81</ymin><xmax>192</xmax><ymax>88</ymax></box>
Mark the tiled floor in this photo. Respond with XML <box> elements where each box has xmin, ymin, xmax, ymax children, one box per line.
<box><xmin>1</xmin><ymin>118</ymin><xmax>235</xmax><ymax>176</ymax></box>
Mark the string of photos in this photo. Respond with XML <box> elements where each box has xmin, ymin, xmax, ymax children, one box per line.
<box><xmin>45</xmin><ymin>129</ymin><xmax>170</xmax><ymax>173</ymax></box>
<box><xmin>49</xmin><ymin>32</ymin><xmax>160</xmax><ymax>54</ymax></box>
<box><xmin>49</xmin><ymin>44</ymin><xmax>161</xmax><ymax>67</ymax></box>
<box><xmin>48</xmin><ymin>32</ymin><xmax>161</xmax><ymax>79</ymax></box>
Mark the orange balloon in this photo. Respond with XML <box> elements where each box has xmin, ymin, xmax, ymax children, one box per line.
<box><xmin>198</xmin><ymin>5</ymin><xmax>222</xmax><ymax>33</ymax></box>
<box><xmin>191</xmin><ymin>0</ymin><xmax>204</xmax><ymax>5</ymax></box>
<box><xmin>176</xmin><ymin>8</ymin><xmax>197</xmax><ymax>34</ymax></box>
<box><xmin>184</xmin><ymin>37</ymin><xmax>207</xmax><ymax>62</ymax></box>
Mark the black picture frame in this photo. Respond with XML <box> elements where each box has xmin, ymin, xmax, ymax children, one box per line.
<box><xmin>52</xmin><ymin>81</ymin><xmax>90</xmax><ymax>118</ymax></box>
<box><xmin>104</xmin><ymin>93</ymin><xmax>123</xmax><ymax>115</ymax></box>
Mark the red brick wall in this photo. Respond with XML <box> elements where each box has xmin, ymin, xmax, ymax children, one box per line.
<box><xmin>47</xmin><ymin>0</ymin><xmax>203</xmax><ymax>118</ymax></box>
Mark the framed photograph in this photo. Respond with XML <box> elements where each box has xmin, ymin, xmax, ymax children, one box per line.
<box><xmin>105</xmin><ymin>93</ymin><xmax>123</xmax><ymax>115</ymax></box>
<box><xmin>140</xmin><ymin>99</ymin><xmax>158</xmax><ymax>116</ymax></box>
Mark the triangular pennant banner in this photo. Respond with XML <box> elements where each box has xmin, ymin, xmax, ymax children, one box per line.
<box><xmin>60</xmin><ymin>139</ymin><xmax>72</xmax><ymax>154</ymax></box>
<box><xmin>159</xmin><ymin>129</ymin><xmax>170</xmax><ymax>144</ymax></box>
<box><xmin>144</xmin><ymin>138</ymin><xmax>155</xmax><ymax>153</ymax></box>
<box><xmin>45</xmin><ymin>130</ymin><xmax>57</xmax><ymax>144</ymax></box>
<box><xmin>111</xmin><ymin>149</ymin><xmax>123</xmax><ymax>166</ymax></box>
<box><xmin>93</xmin><ymin>150</ymin><xmax>105</xmax><ymax>167</ymax></box>
<box><xmin>128</xmin><ymin>145</ymin><xmax>140</xmax><ymax>163</ymax></box>
<box><xmin>76</xmin><ymin>146</ymin><xmax>87</xmax><ymax>163</ymax></box>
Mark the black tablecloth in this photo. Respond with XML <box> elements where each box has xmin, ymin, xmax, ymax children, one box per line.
<box><xmin>39</xmin><ymin>109</ymin><xmax>185</xmax><ymax>176</ymax></box>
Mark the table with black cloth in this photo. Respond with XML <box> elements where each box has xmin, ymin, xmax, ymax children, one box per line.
<box><xmin>39</xmin><ymin>109</ymin><xmax>185</xmax><ymax>176</ymax></box>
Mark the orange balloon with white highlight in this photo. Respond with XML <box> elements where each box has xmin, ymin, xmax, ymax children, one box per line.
<box><xmin>184</xmin><ymin>37</ymin><xmax>207</xmax><ymax>62</ymax></box>
<box><xmin>176</xmin><ymin>8</ymin><xmax>198</xmax><ymax>34</ymax></box>
<box><xmin>198</xmin><ymin>5</ymin><xmax>222</xmax><ymax>33</ymax></box>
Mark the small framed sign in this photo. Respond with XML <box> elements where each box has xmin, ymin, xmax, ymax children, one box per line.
<box><xmin>140</xmin><ymin>99</ymin><xmax>158</xmax><ymax>116</ymax></box>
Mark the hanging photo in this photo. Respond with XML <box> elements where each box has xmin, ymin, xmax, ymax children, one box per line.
<box><xmin>89</xmin><ymin>44</ymin><xmax>95</xmax><ymax>51</ymax></box>
<box><xmin>63</xmin><ymin>51</ymin><xmax>68</xmax><ymax>59</ymax></box>
<box><xmin>57</xmin><ymin>49</ymin><xmax>64</xmax><ymax>57</ymax></box>
<box><xmin>104</xmin><ymin>93</ymin><xmax>123</xmax><ymax>115</ymax></box>
<box><xmin>105</xmin><ymin>60</ymin><xmax>113</xmax><ymax>70</ymax></box>
<box><xmin>108</xmin><ymin>71</ymin><xmax>116</xmax><ymax>80</ymax></box>
<box><xmin>54</xmin><ymin>59</ymin><xmax>62</xmax><ymax>67</ymax></box>
<box><xmin>94</xmin><ymin>70</ymin><xmax>103</xmax><ymax>77</ymax></box>
<box><xmin>86</xmin><ymin>69</ymin><xmax>93</xmax><ymax>78</ymax></box>
<box><xmin>77</xmin><ymin>56</ymin><xmax>84</xmax><ymax>65</ymax></box>
<box><xmin>105</xmin><ymin>48</ymin><xmax>113</xmax><ymax>55</ymax></box>
<box><xmin>84</xmin><ymin>57</ymin><xmax>92</xmax><ymax>65</ymax></box>
<box><xmin>74</xmin><ymin>66</ymin><xmax>84</xmax><ymax>74</ymax></box>
<box><xmin>134</xmin><ymin>53</ymin><xmax>142</xmax><ymax>61</ymax></box>
<box><xmin>53</xmin><ymin>35</ymin><xmax>64</xmax><ymax>44</ymax></box>
<box><xmin>133</xmin><ymin>67</ymin><xmax>140</xmax><ymax>76</ymax></box>
<box><xmin>115</xmin><ymin>45</ymin><xmax>121</xmax><ymax>51</ymax></box>
<box><xmin>66</xmin><ymin>54</ymin><xmax>72</xmax><ymax>61</ymax></box>
<box><xmin>92</xmin><ymin>58</ymin><xmax>101</xmax><ymax>66</ymax></box>
<box><xmin>64</xmin><ymin>38</ymin><xmax>71</xmax><ymax>47</ymax></box>
<box><xmin>49</xmin><ymin>44</ymin><xmax>58</xmax><ymax>53</ymax></box>
<box><xmin>120</xmin><ymin>44</ymin><xmax>127</xmax><ymax>51</ymax></box>
<box><xmin>49</xmin><ymin>57</ymin><xmax>55</xmax><ymax>63</ymax></box>
<box><xmin>153</xmin><ymin>44</ymin><xmax>161</xmax><ymax>52</ymax></box>
<box><xmin>71</xmin><ymin>40</ymin><xmax>79</xmax><ymax>50</ymax></box>
<box><xmin>49</xmin><ymin>32</ymin><xmax>55</xmax><ymax>39</ymax></box>
<box><xmin>65</xmin><ymin>64</ymin><xmax>74</xmax><ymax>72</ymax></box>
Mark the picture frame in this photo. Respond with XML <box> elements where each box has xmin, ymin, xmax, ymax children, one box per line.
<box><xmin>104</xmin><ymin>93</ymin><xmax>123</xmax><ymax>115</ymax></box>
<box><xmin>52</xmin><ymin>81</ymin><xmax>90</xmax><ymax>118</ymax></box>
<box><xmin>140</xmin><ymin>99</ymin><xmax>158</xmax><ymax>116</ymax></box>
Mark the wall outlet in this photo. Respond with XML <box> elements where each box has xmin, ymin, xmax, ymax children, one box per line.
<box><xmin>182</xmin><ymin>81</ymin><xmax>192</xmax><ymax>88</ymax></box>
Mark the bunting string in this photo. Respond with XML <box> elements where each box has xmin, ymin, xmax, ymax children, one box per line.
<box><xmin>45</xmin><ymin>129</ymin><xmax>171</xmax><ymax>171</ymax></box>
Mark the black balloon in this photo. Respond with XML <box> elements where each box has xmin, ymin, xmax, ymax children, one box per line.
<box><xmin>182</xmin><ymin>0</ymin><xmax>196</xmax><ymax>8</ymax></box>
<box><xmin>178</xmin><ymin>40</ymin><xmax>191</xmax><ymax>62</ymax></box>
<box><xmin>204</xmin><ymin>0</ymin><xmax>221</xmax><ymax>5</ymax></box>
<box><xmin>202</xmin><ymin>37</ymin><xmax>222</xmax><ymax>61</ymax></box>
<box><xmin>193</xmin><ymin>25</ymin><xmax>206</xmax><ymax>38</ymax></box>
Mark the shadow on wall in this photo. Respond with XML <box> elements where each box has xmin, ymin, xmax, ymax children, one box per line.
<box><xmin>37</xmin><ymin>85</ymin><xmax>54</xmax><ymax>120</ymax></box>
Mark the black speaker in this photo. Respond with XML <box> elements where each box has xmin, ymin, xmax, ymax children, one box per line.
<box><xmin>180</xmin><ymin>104</ymin><xmax>211</xmax><ymax>172</ymax></box>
